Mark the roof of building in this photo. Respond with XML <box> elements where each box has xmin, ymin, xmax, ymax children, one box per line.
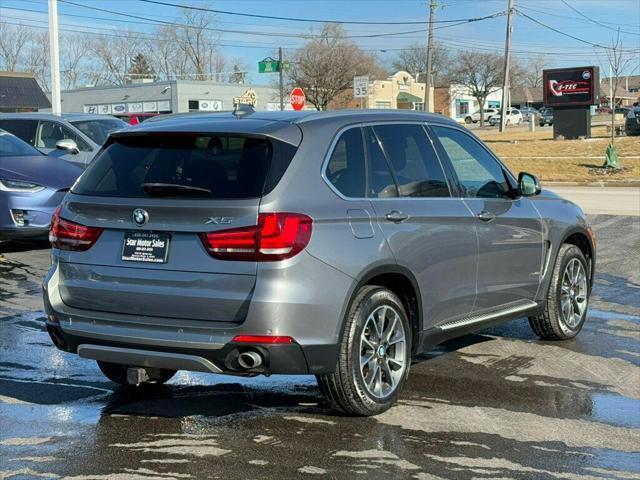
<box><xmin>511</xmin><ymin>86</ymin><xmax>543</xmax><ymax>104</ymax></box>
<box><xmin>599</xmin><ymin>82</ymin><xmax>637</xmax><ymax>100</ymax></box>
<box><xmin>0</xmin><ymin>72</ymin><xmax>51</xmax><ymax>110</ymax></box>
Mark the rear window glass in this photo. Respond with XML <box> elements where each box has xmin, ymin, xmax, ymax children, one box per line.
<box><xmin>72</xmin><ymin>134</ymin><xmax>296</xmax><ymax>199</ymax></box>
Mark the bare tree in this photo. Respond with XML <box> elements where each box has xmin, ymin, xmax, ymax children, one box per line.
<box><xmin>25</xmin><ymin>31</ymin><xmax>50</xmax><ymax>91</ymax></box>
<box><xmin>391</xmin><ymin>41</ymin><xmax>451</xmax><ymax>86</ymax></box>
<box><xmin>448</xmin><ymin>51</ymin><xmax>504</xmax><ymax>126</ymax></box>
<box><xmin>512</xmin><ymin>55</ymin><xmax>546</xmax><ymax>88</ymax></box>
<box><xmin>0</xmin><ymin>23</ymin><xmax>32</xmax><ymax>71</ymax></box>
<box><xmin>60</xmin><ymin>34</ymin><xmax>87</xmax><ymax>90</ymax></box>
<box><xmin>174</xmin><ymin>6</ymin><xmax>221</xmax><ymax>80</ymax></box>
<box><xmin>288</xmin><ymin>23</ymin><xmax>385</xmax><ymax>111</ymax></box>
<box><xmin>91</xmin><ymin>30</ymin><xmax>139</xmax><ymax>85</ymax></box>
<box><xmin>148</xmin><ymin>25</ymin><xmax>189</xmax><ymax>80</ymax></box>
<box><xmin>604</xmin><ymin>30</ymin><xmax>633</xmax><ymax>152</ymax></box>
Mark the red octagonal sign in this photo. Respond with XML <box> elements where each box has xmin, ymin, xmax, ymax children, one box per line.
<box><xmin>290</xmin><ymin>87</ymin><xmax>305</xmax><ymax>111</ymax></box>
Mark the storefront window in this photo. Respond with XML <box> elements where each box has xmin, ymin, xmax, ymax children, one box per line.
<box><xmin>375</xmin><ymin>101</ymin><xmax>392</xmax><ymax>109</ymax></box>
<box><xmin>455</xmin><ymin>100</ymin><xmax>469</xmax><ymax>118</ymax></box>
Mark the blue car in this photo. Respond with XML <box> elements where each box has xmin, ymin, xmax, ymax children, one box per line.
<box><xmin>0</xmin><ymin>129</ymin><xmax>82</xmax><ymax>240</ymax></box>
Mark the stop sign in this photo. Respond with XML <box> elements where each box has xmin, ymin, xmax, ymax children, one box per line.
<box><xmin>290</xmin><ymin>87</ymin><xmax>305</xmax><ymax>111</ymax></box>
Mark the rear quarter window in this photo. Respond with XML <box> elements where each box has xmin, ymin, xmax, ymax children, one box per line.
<box><xmin>72</xmin><ymin>134</ymin><xmax>297</xmax><ymax>199</ymax></box>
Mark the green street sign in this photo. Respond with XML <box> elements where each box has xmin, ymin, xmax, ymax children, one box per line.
<box><xmin>259</xmin><ymin>57</ymin><xmax>280</xmax><ymax>74</ymax></box>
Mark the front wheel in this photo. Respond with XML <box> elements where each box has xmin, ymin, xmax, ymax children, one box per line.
<box><xmin>464</xmin><ymin>116</ymin><xmax>472</xmax><ymax>124</ymax></box>
<box><xmin>529</xmin><ymin>244</ymin><xmax>590</xmax><ymax>340</ymax></box>
<box><xmin>317</xmin><ymin>286</ymin><xmax>411</xmax><ymax>416</ymax></box>
<box><xmin>97</xmin><ymin>361</ymin><xmax>177</xmax><ymax>386</ymax></box>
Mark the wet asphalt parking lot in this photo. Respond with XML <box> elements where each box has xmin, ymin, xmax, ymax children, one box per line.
<box><xmin>0</xmin><ymin>213</ymin><xmax>638</xmax><ymax>480</ymax></box>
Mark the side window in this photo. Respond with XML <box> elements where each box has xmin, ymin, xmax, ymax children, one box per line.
<box><xmin>36</xmin><ymin>121</ymin><xmax>90</xmax><ymax>151</ymax></box>
<box><xmin>372</xmin><ymin>124</ymin><xmax>450</xmax><ymax>198</ymax></box>
<box><xmin>0</xmin><ymin>120</ymin><xmax>38</xmax><ymax>146</ymax></box>
<box><xmin>325</xmin><ymin>128</ymin><xmax>366</xmax><ymax>198</ymax></box>
<box><xmin>364</xmin><ymin>127</ymin><xmax>397</xmax><ymax>198</ymax></box>
<box><xmin>431</xmin><ymin>126</ymin><xmax>511</xmax><ymax>199</ymax></box>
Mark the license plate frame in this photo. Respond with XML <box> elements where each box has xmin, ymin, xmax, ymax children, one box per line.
<box><xmin>122</xmin><ymin>231</ymin><xmax>170</xmax><ymax>264</ymax></box>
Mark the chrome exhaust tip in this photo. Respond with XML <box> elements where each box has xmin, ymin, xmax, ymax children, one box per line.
<box><xmin>238</xmin><ymin>350</ymin><xmax>263</xmax><ymax>369</ymax></box>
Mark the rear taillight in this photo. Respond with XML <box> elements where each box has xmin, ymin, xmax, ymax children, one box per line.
<box><xmin>200</xmin><ymin>212</ymin><xmax>312</xmax><ymax>261</ymax></box>
<box><xmin>49</xmin><ymin>206</ymin><xmax>103</xmax><ymax>251</ymax></box>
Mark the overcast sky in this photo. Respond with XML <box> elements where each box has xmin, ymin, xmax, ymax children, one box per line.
<box><xmin>1</xmin><ymin>0</ymin><xmax>639</xmax><ymax>84</ymax></box>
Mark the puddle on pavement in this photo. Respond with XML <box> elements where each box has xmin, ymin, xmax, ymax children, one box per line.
<box><xmin>591</xmin><ymin>392</ymin><xmax>640</xmax><ymax>429</ymax></box>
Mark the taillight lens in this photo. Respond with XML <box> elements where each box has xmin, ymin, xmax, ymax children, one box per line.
<box><xmin>49</xmin><ymin>206</ymin><xmax>103</xmax><ymax>251</ymax></box>
<box><xmin>200</xmin><ymin>212</ymin><xmax>312</xmax><ymax>261</ymax></box>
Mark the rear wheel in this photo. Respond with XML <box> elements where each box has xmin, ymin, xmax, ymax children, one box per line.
<box><xmin>529</xmin><ymin>244</ymin><xmax>590</xmax><ymax>340</ymax></box>
<box><xmin>317</xmin><ymin>286</ymin><xmax>411</xmax><ymax>416</ymax></box>
<box><xmin>464</xmin><ymin>116</ymin><xmax>472</xmax><ymax>124</ymax></box>
<box><xmin>97</xmin><ymin>361</ymin><xmax>177</xmax><ymax>386</ymax></box>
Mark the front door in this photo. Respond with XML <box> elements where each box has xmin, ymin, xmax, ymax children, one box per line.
<box><xmin>35</xmin><ymin>121</ymin><xmax>94</xmax><ymax>167</ymax></box>
<box><xmin>364</xmin><ymin>123</ymin><xmax>478</xmax><ymax>328</ymax></box>
<box><xmin>430</xmin><ymin>125</ymin><xmax>544</xmax><ymax>312</ymax></box>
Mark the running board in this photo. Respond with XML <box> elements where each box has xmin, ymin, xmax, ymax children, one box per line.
<box><xmin>437</xmin><ymin>300</ymin><xmax>538</xmax><ymax>332</ymax></box>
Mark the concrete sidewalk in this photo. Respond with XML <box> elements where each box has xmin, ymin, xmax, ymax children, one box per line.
<box><xmin>548</xmin><ymin>186</ymin><xmax>640</xmax><ymax>216</ymax></box>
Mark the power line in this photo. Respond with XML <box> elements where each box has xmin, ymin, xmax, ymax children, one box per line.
<box><xmin>135</xmin><ymin>0</ymin><xmax>498</xmax><ymax>25</ymax></box>
<box><xmin>515</xmin><ymin>9</ymin><xmax>609</xmax><ymax>49</ymax></box>
<box><xmin>517</xmin><ymin>3</ymin><xmax>640</xmax><ymax>29</ymax></box>
<box><xmin>560</xmin><ymin>0</ymin><xmax>640</xmax><ymax>36</ymax></box>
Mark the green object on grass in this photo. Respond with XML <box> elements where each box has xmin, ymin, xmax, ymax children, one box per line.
<box><xmin>604</xmin><ymin>143</ymin><xmax>620</xmax><ymax>170</ymax></box>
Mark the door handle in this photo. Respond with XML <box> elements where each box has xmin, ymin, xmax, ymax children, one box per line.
<box><xmin>386</xmin><ymin>210</ymin><xmax>409</xmax><ymax>223</ymax></box>
<box><xmin>477</xmin><ymin>210</ymin><xmax>495</xmax><ymax>222</ymax></box>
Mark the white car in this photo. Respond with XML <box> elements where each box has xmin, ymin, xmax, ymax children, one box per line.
<box><xmin>464</xmin><ymin>108</ymin><xmax>499</xmax><ymax>124</ymax></box>
<box><xmin>489</xmin><ymin>108</ymin><xmax>523</xmax><ymax>127</ymax></box>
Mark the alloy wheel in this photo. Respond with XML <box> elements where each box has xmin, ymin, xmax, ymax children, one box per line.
<box><xmin>560</xmin><ymin>258</ymin><xmax>588</xmax><ymax>328</ymax></box>
<box><xmin>359</xmin><ymin>305</ymin><xmax>407</xmax><ymax>399</ymax></box>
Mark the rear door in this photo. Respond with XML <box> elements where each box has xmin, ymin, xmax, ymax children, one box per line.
<box><xmin>0</xmin><ymin>119</ymin><xmax>38</xmax><ymax>146</ymax></box>
<box><xmin>430</xmin><ymin>125</ymin><xmax>543</xmax><ymax>312</ymax></box>
<box><xmin>365</xmin><ymin>123</ymin><xmax>478</xmax><ymax>328</ymax></box>
<box><xmin>57</xmin><ymin>133</ymin><xmax>296</xmax><ymax>322</ymax></box>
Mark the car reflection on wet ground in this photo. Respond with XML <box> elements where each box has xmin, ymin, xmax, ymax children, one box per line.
<box><xmin>0</xmin><ymin>215</ymin><xmax>638</xmax><ymax>480</ymax></box>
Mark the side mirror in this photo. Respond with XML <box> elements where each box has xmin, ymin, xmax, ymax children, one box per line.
<box><xmin>56</xmin><ymin>138</ymin><xmax>79</xmax><ymax>154</ymax></box>
<box><xmin>518</xmin><ymin>172</ymin><xmax>541</xmax><ymax>197</ymax></box>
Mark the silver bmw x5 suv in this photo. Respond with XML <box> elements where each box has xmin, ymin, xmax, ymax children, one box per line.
<box><xmin>43</xmin><ymin>109</ymin><xmax>595</xmax><ymax>416</ymax></box>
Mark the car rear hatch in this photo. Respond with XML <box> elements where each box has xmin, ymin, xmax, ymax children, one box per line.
<box><xmin>54</xmin><ymin>125</ymin><xmax>300</xmax><ymax>323</ymax></box>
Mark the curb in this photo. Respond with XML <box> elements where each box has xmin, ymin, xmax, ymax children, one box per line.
<box><xmin>545</xmin><ymin>181</ymin><xmax>640</xmax><ymax>188</ymax></box>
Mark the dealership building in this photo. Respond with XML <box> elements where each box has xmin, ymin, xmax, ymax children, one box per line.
<box><xmin>54</xmin><ymin>80</ymin><xmax>289</xmax><ymax>115</ymax></box>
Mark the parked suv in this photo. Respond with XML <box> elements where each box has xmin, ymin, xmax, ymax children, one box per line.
<box><xmin>488</xmin><ymin>108</ymin><xmax>523</xmax><ymax>126</ymax></box>
<box><xmin>0</xmin><ymin>113</ymin><xmax>126</xmax><ymax>168</ymax></box>
<box><xmin>43</xmin><ymin>110</ymin><xmax>595</xmax><ymax>416</ymax></box>
<box><xmin>464</xmin><ymin>108</ymin><xmax>498</xmax><ymax>124</ymax></box>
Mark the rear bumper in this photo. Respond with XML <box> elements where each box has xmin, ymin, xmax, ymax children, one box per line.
<box><xmin>45</xmin><ymin>319</ymin><xmax>336</xmax><ymax>375</ymax></box>
<box><xmin>42</xmin><ymin>251</ymin><xmax>349</xmax><ymax>375</ymax></box>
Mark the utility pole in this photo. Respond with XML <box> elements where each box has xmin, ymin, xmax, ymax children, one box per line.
<box><xmin>48</xmin><ymin>0</ymin><xmax>61</xmax><ymax>115</ymax></box>
<box><xmin>424</xmin><ymin>0</ymin><xmax>436</xmax><ymax>112</ymax></box>
<box><xmin>499</xmin><ymin>0</ymin><xmax>514</xmax><ymax>133</ymax></box>
<box><xmin>278</xmin><ymin>47</ymin><xmax>284</xmax><ymax>111</ymax></box>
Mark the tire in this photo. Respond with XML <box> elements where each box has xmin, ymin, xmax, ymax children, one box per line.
<box><xmin>317</xmin><ymin>286</ymin><xmax>411</xmax><ymax>416</ymax></box>
<box><xmin>97</xmin><ymin>361</ymin><xmax>177</xmax><ymax>386</ymax></box>
<box><xmin>529</xmin><ymin>244</ymin><xmax>590</xmax><ymax>340</ymax></box>
<box><xmin>464</xmin><ymin>116</ymin><xmax>472</xmax><ymax>124</ymax></box>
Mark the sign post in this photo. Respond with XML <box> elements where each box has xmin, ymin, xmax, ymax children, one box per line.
<box><xmin>259</xmin><ymin>54</ymin><xmax>287</xmax><ymax>111</ymax></box>
<box><xmin>353</xmin><ymin>76</ymin><xmax>369</xmax><ymax>109</ymax></box>
<box><xmin>543</xmin><ymin>66</ymin><xmax>599</xmax><ymax>139</ymax></box>
<box><xmin>290</xmin><ymin>87</ymin><xmax>305</xmax><ymax>111</ymax></box>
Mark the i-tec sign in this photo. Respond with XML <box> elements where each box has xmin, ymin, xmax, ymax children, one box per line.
<box><xmin>353</xmin><ymin>76</ymin><xmax>369</xmax><ymax>98</ymax></box>
<box><xmin>543</xmin><ymin>66</ymin><xmax>599</xmax><ymax>107</ymax></box>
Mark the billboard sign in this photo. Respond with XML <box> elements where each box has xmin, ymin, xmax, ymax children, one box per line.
<box><xmin>543</xmin><ymin>66</ymin><xmax>599</xmax><ymax>107</ymax></box>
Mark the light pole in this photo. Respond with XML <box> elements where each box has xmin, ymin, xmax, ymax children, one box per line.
<box><xmin>48</xmin><ymin>0</ymin><xmax>61</xmax><ymax>115</ymax></box>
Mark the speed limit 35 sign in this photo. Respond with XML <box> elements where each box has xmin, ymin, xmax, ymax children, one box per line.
<box><xmin>353</xmin><ymin>76</ymin><xmax>369</xmax><ymax>98</ymax></box>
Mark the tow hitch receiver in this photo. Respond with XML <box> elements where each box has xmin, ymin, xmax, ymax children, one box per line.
<box><xmin>127</xmin><ymin>367</ymin><xmax>149</xmax><ymax>386</ymax></box>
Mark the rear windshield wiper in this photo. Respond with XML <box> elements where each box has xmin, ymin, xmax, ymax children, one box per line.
<box><xmin>141</xmin><ymin>183</ymin><xmax>212</xmax><ymax>196</ymax></box>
